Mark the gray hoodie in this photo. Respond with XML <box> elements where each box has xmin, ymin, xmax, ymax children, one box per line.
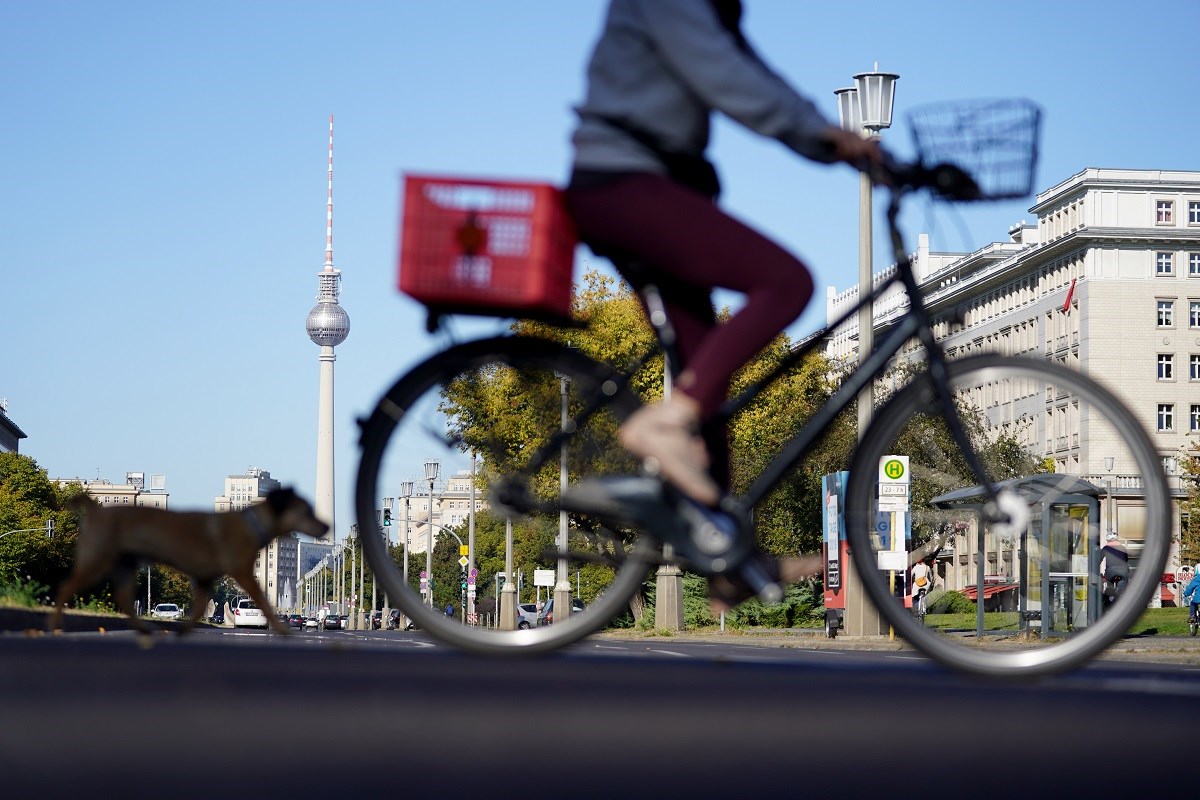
<box><xmin>570</xmin><ymin>0</ymin><xmax>836</xmax><ymax>175</ymax></box>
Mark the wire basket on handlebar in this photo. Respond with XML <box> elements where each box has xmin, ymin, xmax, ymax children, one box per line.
<box><xmin>907</xmin><ymin>98</ymin><xmax>1041</xmax><ymax>201</ymax></box>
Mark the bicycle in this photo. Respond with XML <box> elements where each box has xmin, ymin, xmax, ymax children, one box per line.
<box><xmin>355</xmin><ymin>99</ymin><xmax>1171</xmax><ymax>677</ymax></box>
<box><xmin>913</xmin><ymin>588</ymin><xmax>928</xmax><ymax>626</ymax></box>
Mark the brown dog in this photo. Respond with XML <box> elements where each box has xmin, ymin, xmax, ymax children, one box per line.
<box><xmin>51</xmin><ymin>487</ymin><xmax>329</xmax><ymax>635</ymax></box>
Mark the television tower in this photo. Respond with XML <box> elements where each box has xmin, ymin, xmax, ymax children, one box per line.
<box><xmin>305</xmin><ymin>114</ymin><xmax>350</xmax><ymax>538</ymax></box>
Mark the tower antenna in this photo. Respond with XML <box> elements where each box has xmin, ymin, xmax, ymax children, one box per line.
<box><xmin>325</xmin><ymin>114</ymin><xmax>334</xmax><ymax>271</ymax></box>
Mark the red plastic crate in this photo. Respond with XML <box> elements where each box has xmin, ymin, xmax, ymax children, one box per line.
<box><xmin>398</xmin><ymin>174</ymin><xmax>577</xmax><ymax>319</ymax></box>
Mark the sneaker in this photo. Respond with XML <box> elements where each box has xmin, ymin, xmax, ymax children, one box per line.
<box><xmin>620</xmin><ymin>397</ymin><xmax>720</xmax><ymax>506</ymax></box>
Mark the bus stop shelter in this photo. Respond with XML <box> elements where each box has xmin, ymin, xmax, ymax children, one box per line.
<box><xmin>931</xmin><ymin>474</ymin><xmax>1102</xmax><ymax>638</ymax></box>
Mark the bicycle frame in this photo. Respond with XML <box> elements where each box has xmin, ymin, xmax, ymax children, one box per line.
<box><xmin>732</xmin><ymin>189</ymin><xmax>1005</xmax><ymax>514</ymax></box>
<box><xmin>509</xmin><ymin>184</ymin><xmax>1008</xmax><ymax>532</ymax></box>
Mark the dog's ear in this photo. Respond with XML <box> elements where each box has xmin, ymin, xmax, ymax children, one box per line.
<box><xmin>266</xmin><ymin>487</ymin><xmax>298</xmax><ymax>514</ymax></box>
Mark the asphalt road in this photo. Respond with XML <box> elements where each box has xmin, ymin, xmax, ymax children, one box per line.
<box><xmin>3</xmin><ymin>627</ymin><xmax>1196</xmax><ymax>797</ymax></box>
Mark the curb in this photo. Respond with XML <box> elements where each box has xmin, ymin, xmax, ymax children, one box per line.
<box><xmin>0</xmin><ymin>606</ymin><xmax>197</xmax><ymax>635</ymax></box>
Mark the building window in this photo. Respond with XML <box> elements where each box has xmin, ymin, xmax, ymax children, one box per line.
<box><xmin>1192</xmin><ymin>301</ymin><xmax>1200</xmax><ymax>328</ymax></box>
<box><xmin>1190</xmin><ymin>201</ymin><xmax>1200</xmax><ymax>225</ymax></box>
<box><xmin>1158</xmin><ymin>404</ymin><xmax>1174</xmax><ymax>431</ymax></box>
<box><xmin>1192</xmin><ymin>253</ymin><xmax>1200</xmax><ymax>276</ymax></box>
<box><xmin>1158</xmin><ymin>300</ymin><xmax>1174</xmax><ymax>326</ymax></box>
<box><xmin>1157</xmin><ymin>252</ymin><xmax>1174</xmax><ymax>275</ymax></box>
<box><xmin>1157</xmin><ymin>200</ymin><xmax>1174</xmax><ymax>224</ymax></box>
<box><xmin>1158</xmin><ymin>354</ymin><xmax>1174</xmax><ymax>380</ymax></box>
<box><xmin>1192</xmin><ymin>355</ymin><xmax>1200</xmax><ymax>381</ymax></box>
<box><xmin>1192</xmin><ymin>404</ymin><xmax>1200</xmax><ymax>432</ymax></box>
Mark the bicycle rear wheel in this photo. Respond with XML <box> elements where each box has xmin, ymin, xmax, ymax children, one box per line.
<box><xmin>845</xmin><ymin>355</ymin><xmax>1170</xmax><ymax>677</ymax></box>
<box><xmin>355</xmin><ymin>336</ymin><xmax>654</xmax><ymax>654</ymax></box>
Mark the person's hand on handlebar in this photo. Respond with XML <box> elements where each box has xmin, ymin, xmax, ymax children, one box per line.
<box><xmin>818</xmin><ymin>125</ymin><xmax>888</xmax><ymax>182</ymax></box>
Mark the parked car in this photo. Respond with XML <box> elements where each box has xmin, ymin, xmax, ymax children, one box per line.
<box><xmin>232</xmin><ymin>598</ymin><xmax>269</xmax><ymax>628</ymax></box>
<box><xmin>517</xmin><ymin>603</ymin><xmax>537</xmax><ymax>629</ymax></box>
<box><xmin>385</xmin><ymin>609</ymin><xmax>402</xmax><ymax>630</ymax></box>
<box><xmin>287</xmin><ymin>613</ymin><xmax>304</xmax><ymax>629</ymax></box>
<box><xmin>371</xmin><ymin>610</ymin><xmax>383</xmax><ymax>630</ymax></box>
<box><xmin>536</xmin><ymin>598</ymin><xmax>585</xmax><ymax>626</ymax></box>
<box><xmin>304</xmin><ymin>616</ymin><xmax>318</xmax><ymax>629</ymax></box>
<box><xmin>513</xmin><ymin>606</ymin><xmax>532</xmax><ymax>633</ymax></box>
<box><xmin>150</xmin><ymin>603</ymin><xmax>181</xmax><ymax>620</ymax></box>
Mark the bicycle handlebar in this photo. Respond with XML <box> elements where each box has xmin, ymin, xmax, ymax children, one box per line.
<box><xmin>873</xmin><ymin>149</ymin><xmax>985</xmax><ymax>203</ymax></box>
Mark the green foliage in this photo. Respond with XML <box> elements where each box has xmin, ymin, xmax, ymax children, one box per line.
<box><xmin>0</xmin><ymin>573</ymin><xmax>49</xmax><ymax>608</ymax></box>
<box><xmin>682</xmin><ymin>572</ymin><xmax>715</xmax><ymax>628</ymax></box>
<box><xmin>926</xmin><ymin>588</ymin><xmax>976</xmax><ymax>615</ymax></box>
<box><xmin>724</xmin><ymin>579</ymin><xmax>823</xmax><ymax>628</ymax></box>
<box><xmin>0</xmin><ymin>453</ymin><xmax>91</xmax><ymax>603</ymax></box>
<box><xmin>1179</xmin><ymin>442</ymin><xmax>1200</xmax><ymax>567</ymax></box>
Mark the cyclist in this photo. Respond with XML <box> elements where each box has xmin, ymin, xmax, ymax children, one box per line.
<box><xmin>564</xmin><ymin>0</ymin><xmax>880</xmax><ymax>607</ymax></box>
<box><xmin>1184</xmin><ymin>565</ymin><xmax>1200</xmax><ymax>624</ymax></box>
<box><xmin>1098</xmin><ymin>531</ymin><xmax>1129</xmax><ymax>610</ymax></box>
<box><xmin>910</xmin><ymin>559</ymin><xmax>933</xmax><ymax>617</ymax></box>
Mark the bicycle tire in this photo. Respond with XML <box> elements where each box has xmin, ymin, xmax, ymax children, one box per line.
<box><xmin>845</xmin><ymin>354</ymin><xmax>1170</xmax><ymax>677</ymax></box>
<box><xmin>355</xmin><ymin>336</ymin><xmax>655</xmax><ymax>654</ymax></box>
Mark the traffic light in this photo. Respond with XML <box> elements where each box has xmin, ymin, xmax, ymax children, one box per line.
<box><xmin>382</xmin><ymin>508</ymin><xmax>392</xmax><ymax>526</ymax></box>
<box><xmin>459</xmin><ymin>568</ymin><xmax>467</xmax><ymax>590</ymax></box>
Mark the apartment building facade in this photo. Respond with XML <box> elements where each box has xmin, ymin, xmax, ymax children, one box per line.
<box><xmin>825</xmin><ymin>167</ymin><xmax>1199</xmax><ymax>598</ymax></box>
<box><xmin>54</xmin><ymin>471</ymin><xmax>170</xmax><ymax>510</ymax></box>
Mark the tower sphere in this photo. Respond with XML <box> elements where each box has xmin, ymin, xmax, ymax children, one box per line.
<box><xmin>306</xmin><ymin>302</ymin><xmax>350</xmax><ymax>347</ymax></box>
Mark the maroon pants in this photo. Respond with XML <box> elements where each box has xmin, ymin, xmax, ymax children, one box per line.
<box><xmin>565</xmin><ymin>172</ymin><xmax>814</xmax><ymax>418</ymax></box>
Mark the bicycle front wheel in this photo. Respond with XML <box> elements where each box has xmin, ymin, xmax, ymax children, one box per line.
<box><xmin>845</xmin><ymin>355</ymin><xmax>1170</xmax><ymax>677</ymax></box>
<box><xmin>355</xmin><ymin>336</ymin><xmax>655</xmax><ymax>654</ymax></box>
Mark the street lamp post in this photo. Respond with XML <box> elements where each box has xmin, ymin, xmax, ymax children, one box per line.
<box><xmin>836</xmin><ymin>64</ymin><xmax>898</xmax><ymax>440</ymax></box>
<box><xmin>379</xmin><ymin>496</ymin><xmax>392</xmax><ymax>630</ymax></box>
<box><xmin>836</xmin><ymin>64</ymin><xmax>898</xmax><ymax>640</ymax></box>
<box><xmin>553</xmin><ymin>374</ymin><xmax>573</xmax><ymax>627</ymax></box>
<box><xmin>468</xmin><ymin>452</ymin><xmax>476</xmax><ymax>622</ymax></box>
<box><xmin>424</xmin><ymin>460</ymin><xmax>440</xmax><ymax>608</ymax></box>
<box><xmin>500</xmin><ymin>517</ymin><xmax>517</xmax><ymax>630</ymax></box>
<box><xmin>401</xmin><ymin>480</ymin><xmax>413</xmax><ymax>627</ymax></box>
<box><xmin>1104</xmin><ymin>456</ymin><xmax>1115</xmax><ymax>537</ymax></box>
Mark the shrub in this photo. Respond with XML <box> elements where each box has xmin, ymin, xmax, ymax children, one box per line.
<box><xmin>0</xmin><ymin>573</ymin><xmax>49</xmax><ymax>608</ymax></box>
<box><xmin>927</xmin><ymin>588</ymin><xmax>976</xmax><ymax>615</ymax></box>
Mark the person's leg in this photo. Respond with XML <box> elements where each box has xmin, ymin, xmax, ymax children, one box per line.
<box><xmin>566</xmin><ymin>173</ymin><xmax>813</xmax><ymax>503</ymax></box>
<box><xmin>566</xmin><ymin>173</ymin><xmax>812</xmax><ymax>417</ymax></box>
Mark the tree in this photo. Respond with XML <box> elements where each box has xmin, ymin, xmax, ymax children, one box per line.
<box><xmin>0</xmin><ymin>453</ymin><xmax>83</xmax><ymax>601</ymax></box>
<box><xmin>1180</xmin><ymin>440</ymin><xmax>1200</xmax><ymax>567</ymax></box>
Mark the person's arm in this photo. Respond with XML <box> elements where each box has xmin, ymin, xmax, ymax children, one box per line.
<box><xmin>635</xmin><ymin>0</ymin><xmax>863</xmax><ymax>164</ymax></box>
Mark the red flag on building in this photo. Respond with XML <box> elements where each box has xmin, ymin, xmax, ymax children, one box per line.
<box><xmin>1061</xmin><ymin>278</ymin><xmax>1076</xmax><ymax>313</ymax></box>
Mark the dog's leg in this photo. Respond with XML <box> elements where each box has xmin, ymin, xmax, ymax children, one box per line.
<box><xmin>112</xmin><ymin>558</ymin><xmax>151</xmax><ymax>634</ymax></box>
<box><xmin>234</xmin><ymin>571</ymin><xmax>290</xmax><ymax>635</ymax></box>
<box><xmin>182</xmin><ymin>581</ymin><xmax>213</xmax><ymax>634</ymax></box>
<box><xmin>49</xmin><ymin>552</ymin><xmax>117</xmax><ymax>632</ymax></box>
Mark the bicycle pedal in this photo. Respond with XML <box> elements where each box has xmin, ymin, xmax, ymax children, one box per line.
<box><xmin>676</xmin><ymin>496</ymin><xmax>739</xmax><ymax>556</ymax></box>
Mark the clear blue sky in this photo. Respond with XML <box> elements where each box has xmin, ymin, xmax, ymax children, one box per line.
<box><xmin>6</xmin><ymin>1</ymin><xmax>1199</xmax><ymax>539</ymax></box>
